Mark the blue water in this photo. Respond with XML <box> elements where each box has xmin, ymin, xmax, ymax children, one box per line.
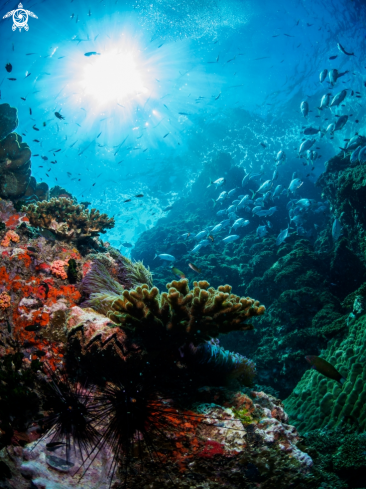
<box><xmin>0</xmin><ymin>0</ymin><xmax>365</xmax><ymax>250</ymax></box>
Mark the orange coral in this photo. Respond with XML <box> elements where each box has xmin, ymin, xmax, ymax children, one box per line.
<box><xmin>50</xmin><ymin>260</ymin><xmax>68</xmax><ymax>280</ymax></box>
<box><xmin>1</xmin><ymin>230</ymin><xmax>20</xmax><ymax>247</ymax></box>
<box><xmin>0</xmin><ymin>291</ymin><xmax>11</xmax><ymax>309</ymax></box>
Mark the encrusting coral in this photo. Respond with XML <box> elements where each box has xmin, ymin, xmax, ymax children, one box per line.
<box><xmin>50</xmin><ymin>260</ymin><xmax>68</xmax><ymax>280</ymax></box>
<box><xmin>22</xmin><ymin>197</ymin><xmax>115</xmax><ymax>242</ymax></box>
<box><xmin>0</xmin><ymin>292</ymin><xmax>11</xmax><ymax>310</ymax></box>
<box><xmin>1</xmin><ymin>230</ymin><xmax>20</xmax><ymax>247</ymax></box>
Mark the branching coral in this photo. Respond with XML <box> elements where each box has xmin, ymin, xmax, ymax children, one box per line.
<box><xmin>1</xmin><ymin>230</ymin><xmax>20</xmax><ymax>247</ymax></box>
<box><xmin>83</xmin><ymin>278</ymin><xmax>265</xmax><ymax>349</ymax></box>
<box><xmin>22</xmin><ymin>197</ymin><xmax>115</xmax><ymax>241</ymax></box>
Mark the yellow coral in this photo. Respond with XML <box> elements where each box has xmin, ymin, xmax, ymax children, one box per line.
<box><xmin>85</xmin><ymin>278</ymin><xmax>265</xmax><ymax>348</ymax></box>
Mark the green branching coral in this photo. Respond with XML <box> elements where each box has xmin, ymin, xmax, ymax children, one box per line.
<box><xmin>22</xmin><ymin>197</ymin><xmax>115</xmax><ymax>241</ymax></box>
<box><xmin>84</xmin><ymin>278</ymin><xmax>265</xmax><ymax>349</ymax></box>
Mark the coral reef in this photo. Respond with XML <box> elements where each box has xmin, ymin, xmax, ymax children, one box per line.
<box><xmin>0</xmin><ymin>197</ymin><xmax>318</xmax><ymax>488</ymax></box>
<box><xmin>0</xmin><ymin>103</ymin><xmax>48</xmax><ymax>201</ymax></box>
<box><xmin>23</xmin><ymin>197</ymin><xmax>115</xmax><ymax>242</ymax></box>
<box><xmin>0</xmin><ymin>103</ymin><xmax>18</xmax><ymax>141</ymax></box>
<box><xmin>0</xmin><ymin>133</ymin><xmax>32</xmax><ymax>199</ymax></box>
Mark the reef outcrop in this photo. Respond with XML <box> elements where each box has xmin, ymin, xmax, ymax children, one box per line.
<box><xmin>22</xmin><ymin>197</ymin><xmax>115</xmax><ymax>242</ymax></box>
<box><xmin>0</xmin><ymin>103</ymin><xmax>48</xmax><ymax>201</ymax></box>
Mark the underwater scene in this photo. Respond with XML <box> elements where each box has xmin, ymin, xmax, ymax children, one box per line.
<box><xmin>1</xmin><ymin>0</ymin><xmax>366</xmax><ymax>487</ymax></box>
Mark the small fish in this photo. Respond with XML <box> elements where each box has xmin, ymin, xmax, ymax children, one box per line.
<box><xmin>171</xmin><ymin>266</ymin><xmax>185</xmax><ymax>279</ymax></box>
<box><xmin>54</xmin><ymin>112</ymin><xmax>65</xmax><ymax>120</ymax></box>
<box><xmin>5</xmin><ymin>63</ymin><xmax>12</xmax><ymax>73</ymax></box>
<box><xmin>304</xmin><ymin>126</ymin><xmax>321</xmax><ymax>136</ymax></box>
<box><xmin>276</xmin><ymin>227</ymin><xmax>289</xmax><ymax>246</ymax></box>
<box><xmin>33</xmin><ymin>125</ymin><xmax>39</xmax><ymax>131</ymax></box>
<box><xmin>188</xmin><ymin>262</ymin><xmax>201</xmax><ymax>274</ymax></box>
<box><xmin>300</xmin><ymin>100</ymin><xmax>309</xmax><ymax>117</ymax></box>
<box><xmin>27</xmin><ymin>246</ymin><xmax>38</xmax><ymax>253</ymax></box>
<box><xmin>337</xmin><ymin>42</ymin><xmax>354</xmax><ymax>56</ymax></box>
<box><xmin>222</xmin><ymin>235</ymin><xmax>239</xmax><ymax>244</ymax></box>
<box><xmin>25</xmin><ymin>324</ymin><xmax>41</xmax><ymax>332</ymax></box>
<box><xmin>319</xmin><ymin>69</ymin><xmax>328</xmax><ymax>83</ymax></box>
<box><xmin>329</xmin><ymin>55</ymin><xmax>338</xmax><ymax>60</ymax></box>
<box><xmin>163</xmin><ymin>133</ymin><xmax>169</xmax><ymax>138</ymax></box>
<box><xmin>208</xmin><ymin>177</ymin><xmax>225</xmax><ymax>189</ymax></box>
<box><xmin>37</xmin><ymin>228</ymin><xmax>57</xmax><ymax>241</ymax></box>
<box><xmin>122</xmin><ymin>242</ymin><xmax>133</xmax><ymax>248</ymax></box>
<box><xmin>124</xmin><ymin>199</ymin><xmax>131</xmax><ymax>203</ymax></box>
<box><xmin>8</xmin><ymin>78</ymin><xmax>16</xmax><ymax>81</ymax></box>
<box><xmin>305</xmin><ymin>355</ymin><xmax>345</xmax><ymax>383</ymax></box>
<box><xmin>135</xmin><ymin>194</ymin><xmax>144</xmax><ymax>198</ymax></box>
<box><xmin>154</xmin><ymin>253</ymin><xmax>176</xmax><ymax>262</ymax></box>
<box><xmin>84</xmin><ymin>52</ymin><xmax>100</xmax><ymax>56</ymax></box>
<box><xmin>332</xmin><ymin>218</ymin><xmax>342</xmax><ymax>241</ymax></box>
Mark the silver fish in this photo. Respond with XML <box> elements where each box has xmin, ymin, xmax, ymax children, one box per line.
<box><xmin>319</xmin><ymin>69</ymin><xmax>328</xmax><ymax>83</ymax></box>
<box><xmin>334</xmin><ymin>115</ymin><xmax>348</xmax><ymax>132</ymax></box>
<box><xmin>257</xmin><ymin>225</ymin><xmax>268</xmax><ymax>238</ymax></box>
<box><xmin>276</xmin><ymin>227</ymin><xmax>289</xmax><ymax>246</ymax></box>
<box><xmin>330</xmin><ymin>89</ymin><xmax>347</xmax><ymax>107</ymax></box>
<box><xmin>222</xmin><ymin>235</ymin><xmax>239</xmax><ymax>244</ymax></box>
<box><xmin>332</xmin><ymin>218</ymin><xmax>342</xmax><ymax>241</ymax></box>
<box><xmin>288</xmin><ymin>178</ymin><xmax>303</xmax><ymax>193</ymax></box>
<box><xmin>300</xmin><ymin>100</ymin><xmax>309</xmax><ymax>117</ymax></box>
<box><xmin>350</xmin><ymin>146</ymin><xmax>361</xmax><ymax>165</ymax></box>
<box><xmin>299</xmin><ymin>139</ymin><xmax>315</xmax><ymax>154</ymax></box>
